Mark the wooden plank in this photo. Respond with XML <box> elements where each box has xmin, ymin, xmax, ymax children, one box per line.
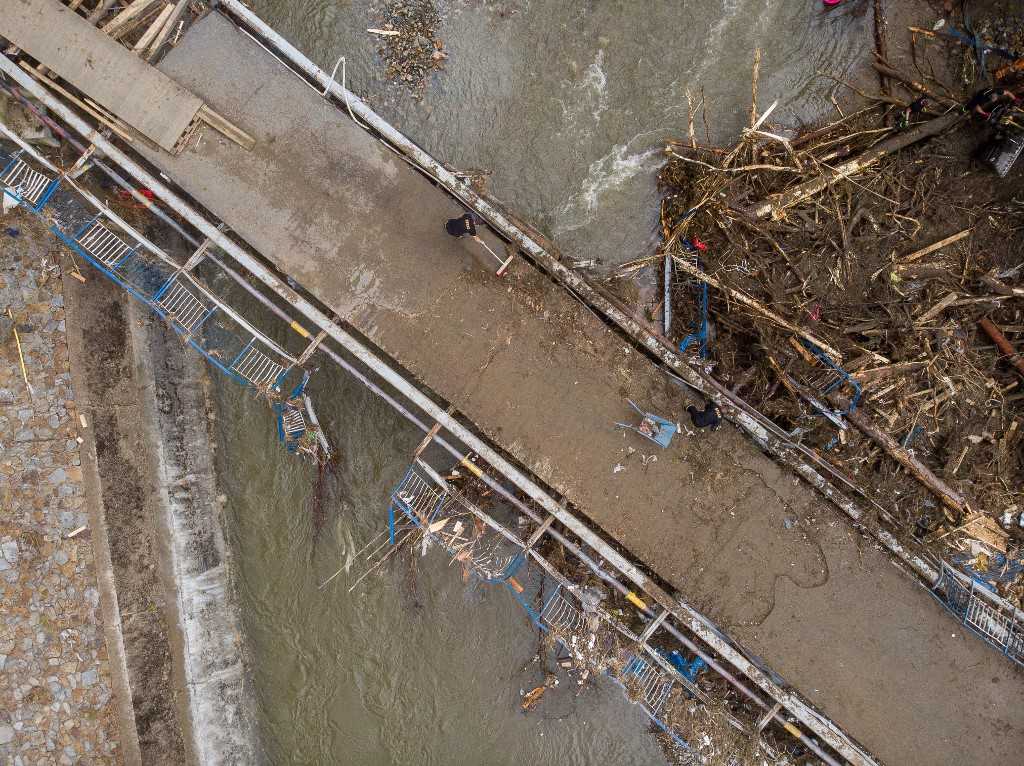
<box><xmin>196</xmin><ymin>104</ymin><xmax>256</xmax><ymax>151</ymax></box>
<box><xmin>899</xmin><ymin>228</ymin><xmax>972</xmax><ymax>264</ymax></box>
<box><xmin>915</xmin><ymin>292</ymin><xmax>958</xmax><ymax>325</ymax></box>
<box><xmin>133</xmin><ymin>3</ymin><xmax>173</xmax><ymax>53</ymax></box>
<box><xmin>101</xmin><ymin>0</ymin><xmax>161</xmax><ymax>39</ymax></box>
<box><xmin>146</xmin><ymin>0</ymin><xmax>189</xmax><ymax>61</ymax></box>
<box><xmin>18</xmin><ymin>62</ymin><xmax>134</xmax><ymax>143</ymax></box>
<box><xmin>1</xmin><ymin>0</ymin><xmax>203</xmax><ymax>152</ymax></box>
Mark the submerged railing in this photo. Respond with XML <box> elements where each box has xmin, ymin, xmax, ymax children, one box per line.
<box><xmin>376</xmin><ymin>457</ymin><xmax>781</xmax><ymax>763</ymax></box>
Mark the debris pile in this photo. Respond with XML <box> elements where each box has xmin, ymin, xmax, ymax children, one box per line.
<box><xmin>621</xmin><ymin>11</ymin><xmax>1024</xmax><ymax>593</ymax></box>
<box><xmin>370</xmin><ymin>0</ymin><xmax>447</xmax><ymax>98</ymax></box>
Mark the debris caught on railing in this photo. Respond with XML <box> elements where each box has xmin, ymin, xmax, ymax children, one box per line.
<box><xmin>609</xmin><ymin>26</ymin><xmax>1024</xmax><ymax>598</ymax></box>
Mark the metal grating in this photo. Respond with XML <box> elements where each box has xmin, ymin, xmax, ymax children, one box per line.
<box><xmin>965</xmin><ymin>596</ymin><xmax>1015</xmax><ymax>648</ymax></box>
<box><xmin>393</xmin><ymin>470</ymin><xmax>447</xmax><ymax>523</ymax></box>
<box><xmin>933</xmin><ymin>563</ymin><xmax>1024</xmax><ymax>666</ymax></box>
<box><xmin>281</xmin><ymin>408</ymin><xmax>306</xmax><ymax>441</ymax></box>
<box><xmin>623</xmin><ymin>655</ymin><xmax>675</xmax><ymax>716</ymax></box>
<box><xmin>541</xmin><ymin>593</ymin><xmax>587</xmax><ymax>635</ymax></box>
<box><xmin>157</xmin><ymin>279</ymin><xmax>210</xmax><ymax>334</ymax></box>
<box><xmin>76</xmin><ymin>221</ymin><xmax>135</xmax><ymax>269</ymax></box>
<box><xmin>1</xmin><ymin>157</ymin><xmax>53</xmax><ymax>206</ymax></box>
<box><xmin>231</xmin><ymin>342</ymin><xmax>285</xmax><ymax>388</ymax></box>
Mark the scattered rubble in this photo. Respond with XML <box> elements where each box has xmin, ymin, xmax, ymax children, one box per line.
<box><xmin>370</xmin><ymin>0</ymin><xmax>447</xmax><ymax>98</ymax></box>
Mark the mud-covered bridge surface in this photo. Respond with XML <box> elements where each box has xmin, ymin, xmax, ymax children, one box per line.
<box><xmin>137</xmin><ymin>13</ymin><xmax>1023</xmax><ymax>765</ymax></box>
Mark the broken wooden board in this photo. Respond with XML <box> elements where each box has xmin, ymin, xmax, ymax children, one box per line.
<box><xmin>0</xmin><ymin>0</ymin><xmax>201</xmax><ymax>152</ymax></box>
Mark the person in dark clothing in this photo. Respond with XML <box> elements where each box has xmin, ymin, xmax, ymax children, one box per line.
<box><xmin>896</xmin><ymin>96</ymin><xmax>928</xmax><ymax>130</ymax></box>
<box><xmin>687</xmin><ymin>401</ymin><xmax>722</xmax><ymax>432</ymax></box>
<box><xmin>445</xmin><ymin>212</ymin><xmax>480</xmax><ymax>239</ymax></box>
<box><xmin>966</xmin><ymin>87</ymin><xmax>1018</xmax><ymax>121</ymax></box>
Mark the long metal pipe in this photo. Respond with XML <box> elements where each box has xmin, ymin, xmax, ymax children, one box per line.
<box><xmin>0</xmin><ymin>50</ymin><xmax>869</xmax><ymax>766</ymax></box>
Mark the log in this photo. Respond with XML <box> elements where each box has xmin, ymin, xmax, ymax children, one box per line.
<box><xmin>871</xmin><ymin>61</ymin><xmax>952</xmax><ymax>103</ymax></box>
<box><xmin>873</xmin><ymin>0</ymin><xmax>890</xmax><ymax>96</ymax></box>
<box><xmin>671</xmin><ymin>255</ymin><xmax>843</xmax><ymax>360</ymax></box>
<box><xmin>745</xmin><ymin>110</ymin><xmax>966</xmax><ymax>219</ymax></box>
<box><xmin>662</xmin><ymin>252</ymin><xmax>672</xmax><ymax>335</ymax></box>
<box><xmin>830</xmin><ymin>393</ymin><xmax>968</xmax><ymax>517</ymax></box>
<box><xmin>980</xmin><ymin>273</ymin><xmax>1024</xmax><ymax>298</ymax></box>
<box><xmin>979</xmin><ymin>317</ymin><xmax>1024</xmax><ymax>379</ymax></box>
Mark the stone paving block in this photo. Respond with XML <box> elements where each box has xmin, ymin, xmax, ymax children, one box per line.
<box><xmin>1</xmin><ymin>216</ymin><xmax>119</xmax><ymax>764</ymax></box>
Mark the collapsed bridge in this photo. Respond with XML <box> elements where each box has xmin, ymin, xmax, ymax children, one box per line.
<box><xmin>2</xmin><ymin>2</ymin><xmax>1023</xmax><ymax>764</ymax></box>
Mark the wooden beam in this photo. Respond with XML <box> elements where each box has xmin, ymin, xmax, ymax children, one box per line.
<box><xmin>830</xmin><ymin>393</ymin><xmax>968</xmax><ymax>517</ymax></box>
<box><xmin>671</xmin><ymin>254</ymin><xmax>843</xmax><ymax>360</ymax></box>
<box><xmin>898</xmin><ymin>228</ymin><xmax>972</xmax><ymax>264</ymax></box>
<box><xmin>915</xmin><ymin>292</ymin><xmax>958</xmax><ymax>325</ymax></box>
<box><xmin>146</xmin><ymin>0</ymin><xmax>189</xmax><ymax>61</ymax></box>
<box><xmin>196</xmin><ymin>104</ymin><xmax>256</xmax><ymax>151</ymax></box>
<box><xmin>18</xmin><ymin>61</ymin><xmax>133</xmax><ymax>143</ymax></box>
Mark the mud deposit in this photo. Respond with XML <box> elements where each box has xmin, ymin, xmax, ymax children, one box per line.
<box><xmin>66</xmin><ymin>275</ymin><xmax>186</xmax><ymax>764</ymax></box>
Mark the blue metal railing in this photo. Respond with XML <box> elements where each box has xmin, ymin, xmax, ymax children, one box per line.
<box><xmin>931</xmin><ymin>562</ymin><xmax>1024</xmax><ymax>667</ymax></box>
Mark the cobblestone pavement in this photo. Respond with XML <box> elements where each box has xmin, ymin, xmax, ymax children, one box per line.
<box><xmin>1</xmin><ymin>215</ymin><xmax>120</xmax><ymax>764</ymax></box>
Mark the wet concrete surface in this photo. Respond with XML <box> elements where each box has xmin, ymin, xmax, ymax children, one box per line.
<box><xmin>134</xmin><ymin>13</ymin><xmax>1024</xmax><ymax>765</ymax></box>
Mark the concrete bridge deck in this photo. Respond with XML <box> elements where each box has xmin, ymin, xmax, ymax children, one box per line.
<box><xmin>35</xmin><ymin>9</ymin><xmax>1024</xmax><ymax>765</ymax></box>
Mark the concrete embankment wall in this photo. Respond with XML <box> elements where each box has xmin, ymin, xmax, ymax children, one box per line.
<box><xmin>62</xmin><ymin>229</ymin><xmax>257</xmax><ymax>764</ymax></box>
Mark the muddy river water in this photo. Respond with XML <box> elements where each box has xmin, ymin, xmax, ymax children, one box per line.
<box><xmin>213</xmin><ymin>1</ymin><xmax>870</xmax><ymax>762</ymax></box>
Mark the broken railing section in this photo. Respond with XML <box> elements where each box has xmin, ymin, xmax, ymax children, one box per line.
<box><xmin>931</xmin><ymin>562</ymin><xmax>1024</xmax><ymax>667</ymax></box>
<box><xmin>362</xmin><ymin>452</ymin><xmax>851</xmax><ymax>765</ymax></box>
<box><xmin>0</xmin><ymin>126</ymin><xmax>329</xmax><ymax>461</ymax></box>
<box><xmin>646</xmin><ymin>80</ymin><xmax>1024</xmax><ymax>664</ymax></box>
